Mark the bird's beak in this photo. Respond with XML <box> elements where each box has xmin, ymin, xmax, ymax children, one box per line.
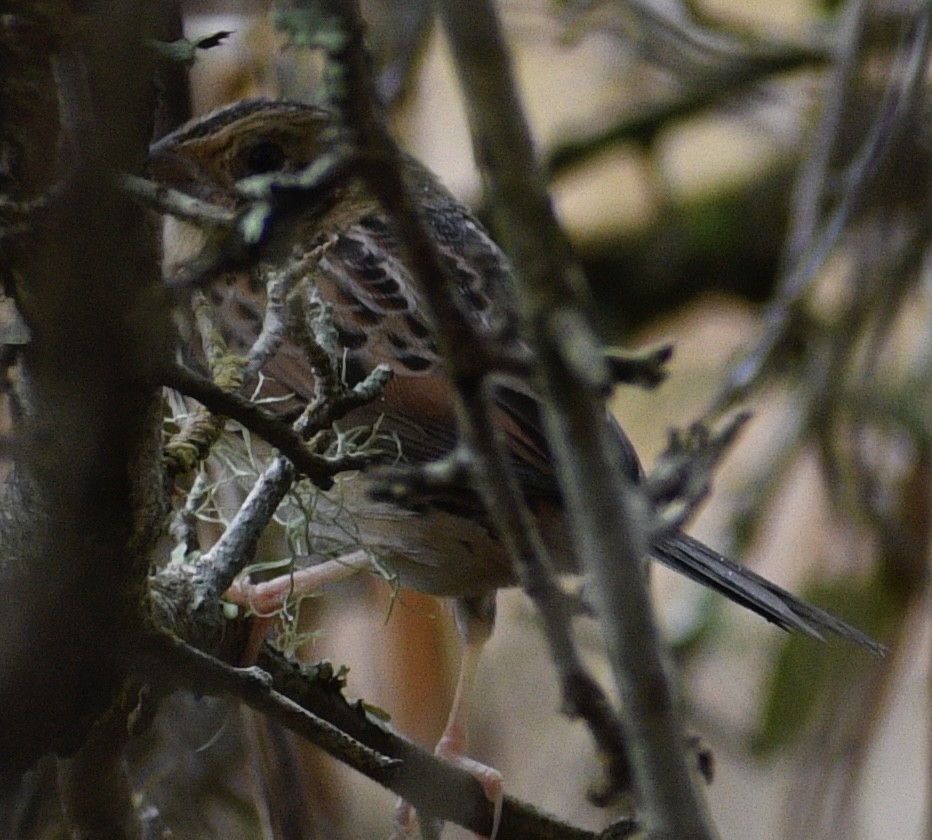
<box><xmin>146</xmin><ymin>142</ymin><xmax>229</xmax><ymax>205</ymax></box>
<box><xmin>146</xmin><ymin>140</ymin><xmax>195</xmax><ymax>186</ymax></box>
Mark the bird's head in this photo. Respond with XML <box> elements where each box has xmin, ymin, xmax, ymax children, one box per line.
<box><xmin>148</xmin><ymin>100</ymin><xmax>339</xmax><ymax>276</ymax></box>
<box><xmin>148</xmin><ymin>99</ymin><xmax>332</xmax><ymax>205</ymax></box>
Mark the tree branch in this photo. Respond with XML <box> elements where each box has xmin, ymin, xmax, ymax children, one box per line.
<box><xmin>159</xmin><ymin>361</ymin><xmax>377</xmax><ymax>488</ymax></box>
<box><xmin>137</xmin><ymin>635</ymin><xmax>626</xmax><ymax>840</ymax></box>
<box><xmin>435</xmin><ymin>2</ymin><xmax>717</xmax><ymax>837</ymax></box>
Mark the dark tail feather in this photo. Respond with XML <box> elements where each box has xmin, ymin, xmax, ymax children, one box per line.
<box><xmin>650</xmin><ymin>530</ymin><xmax>887</xmax><ymax>657</ymax></box>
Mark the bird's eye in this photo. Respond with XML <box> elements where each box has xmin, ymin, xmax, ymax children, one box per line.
<box><xmin>244</xmin><ymin>140</ymin><xmax>286</xmax><ymax>175</ymax></box>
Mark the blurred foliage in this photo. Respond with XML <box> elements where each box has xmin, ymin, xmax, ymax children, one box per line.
<box><xmin>753</xmin><ymin>574</ymin><xmax>902</xmax><ymax>755</ymax></box>
<box><xmin>583</xmin><ymin>162</ymin><xmax>791</xmax><ymax>335</ymax></box>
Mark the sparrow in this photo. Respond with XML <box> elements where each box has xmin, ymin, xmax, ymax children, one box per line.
<box><xmin>148</xmin><ymin>99</ymin><xmax>883</xmax><ymax>838</ymax></box>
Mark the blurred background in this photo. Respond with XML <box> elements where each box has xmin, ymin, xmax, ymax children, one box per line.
<box><xmin>128</xmin><ymin>1</ymin><xmax>932</xmax><ymax>838</ymax></box>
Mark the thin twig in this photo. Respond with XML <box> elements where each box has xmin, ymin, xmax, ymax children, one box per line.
<box><xmin>119</xmin><ymin>172</ymin><xmax>237</xmax><ymax>229</ymax></box>
<box><xmin>163</xmin><ymin>290</ymin><xmax>245</xmax><ymax>476</ymax></box>
<box><xmin>646</xmin><ymin>412</ymin><xmax>752</xmax><ymax>531</ymax></box>
<box><xmin>780</xmin><ymin>0</ymin><xmax>868</xmax><ymax>270</ymax></box>
<box><xmin>604</xmin><ymin>343</ymin><xmax>674</xmax><ymax>389</ymax></box>
<box><xmin>160</xmin><ymin>361</ymin><xmax>375</xmax><ymax>487</ymax></box>
<box><xmin>715</xmin><ymin>3</ymin><xmax>932</xmax><ymax>410</ymax></box>
<box><xmin>547</xmin><ymin>15</ymin><xmax>830</xmax><ymax>177</ymax></box>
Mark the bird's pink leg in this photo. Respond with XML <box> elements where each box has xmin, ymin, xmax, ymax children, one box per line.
<box><xmin>435</xmin><ymin>637</ymin><xmax>503</xmax><ymax>839</ymax></box>
<box><xmin>225</xmin><ymin>549</ymin><xmax>374</xmax><ymax>616</ymax></box>
<box><xmin>391</xmin><ymin>600</ymin><xmax>502</xmax><ymax>840</ymax></box>
<box><xmin>224</xmin><ymin>549</ymin><xmax>374</xmax><ymax>661</ymax></box>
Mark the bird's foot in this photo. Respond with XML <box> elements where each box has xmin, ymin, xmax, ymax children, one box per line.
<box><xmin>435</xmin><ymin>728</ymin><xmax>503</xmax><ymax>839</ymax></box>
<box><xmin>387</xmin><ymin>733</ymin><xmax>503</xmax><ymax>840</ymax></box>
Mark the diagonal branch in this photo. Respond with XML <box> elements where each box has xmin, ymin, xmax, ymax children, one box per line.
<box><xmin>159</xmin><ymin>361</ymin><xmax>377</xmax><ymax>488</ymax></box>
<box><xmin>137</xmin><ymin>633</ymin><xmax>620</xmax><ymax>840</ymax></box>
<box><xmin>435</xmin><ymin>2</ymin><xmax>717</xmax><ymax>837</ymax></box>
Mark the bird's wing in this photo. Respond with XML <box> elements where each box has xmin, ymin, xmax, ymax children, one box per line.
<box><xmin>260</xmin><ymin>188</ymin><xmax>564</xmax><ymax>498</ymax></box>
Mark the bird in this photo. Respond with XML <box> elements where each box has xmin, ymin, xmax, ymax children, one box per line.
<box><xmin>148</xmin><ymin>99</ymin><xmax>884</xmax><ymax>838</ymax></box>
